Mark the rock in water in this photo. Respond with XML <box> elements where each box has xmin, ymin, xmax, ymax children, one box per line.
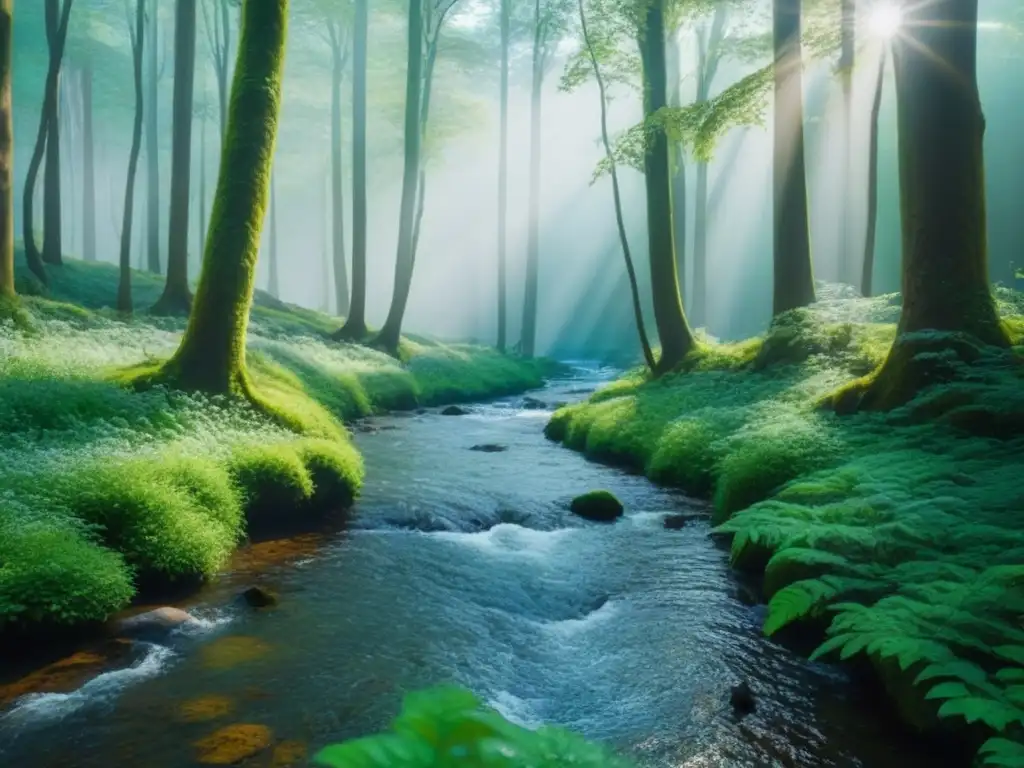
<box><xmin>470</xmin><ymin>444</ymin><xmax>508</xmax><ymax>453</ymax></box>
<box><xmin>730</xmin><ymin>681</ymin><xmax>756</xmax><ymax>715</ymax></box>
<box><xmin>570</xmin><ymin>490</ymin><xmax>624</xmax><ymax>522</ymax></box>
<box><xmin>521</xmin><ymin>396</ymin><xmax>547</xmax><ymax>410</ymax></box>
<box><xmin>441</xmin><ymin>405</ymin><xmax>469</xmax><ymax>416</ymax></box>
<box><xmin>115</xmin><ymin>606</ymin><xmax>196</xmax><ymax>640</ymax></box>
<box><xmin>193</xmin><ymin>724</ymin><xmax>273</xmax><ymax>765</ymax></box>
<box><xmin>241</xmin><ymin>586</ymin><xmax>278</xmax><ymax>608</ymax></box>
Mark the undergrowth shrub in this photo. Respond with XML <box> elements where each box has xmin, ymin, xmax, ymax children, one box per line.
<box><xmin>314</xmin><ymin>687</ymin><xmax>633</xmax><ymax>768</ymax></box>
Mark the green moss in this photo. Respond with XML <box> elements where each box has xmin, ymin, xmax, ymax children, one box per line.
<box><xmin>546</xmin><ymin>287</ymin><xmax>1024</xmax><ymax>762</ymax></box>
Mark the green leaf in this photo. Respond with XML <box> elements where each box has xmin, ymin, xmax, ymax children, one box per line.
<box><xmin>937</xmin><ymin>697</ymin><xmax>1024</xmax><ymax>731</ymax></box>
<box><xmin>994</xmin><ymin>646</ymin><xmax>1024</xmax><ymax>666</ymax></box>
<box><xmin>915</xmin><ymin>659</ymin><xmax>989</xmax><ymax>686</ymax></box>
<box><xmin>924</xmin><ymin>682</ymin><xmax>972</xmax><ymax>701</ymax></box>
<box><xmin>764</xmin><ymin>579</ymin><xmax>839</xmax><ymax>636</ymax></box>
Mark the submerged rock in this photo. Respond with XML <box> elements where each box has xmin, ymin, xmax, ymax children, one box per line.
<box><xmin>570</xmin><ymin>490</ymin><xmax>624</xmax><ymax>522</ymax></box>
<box><xmin>441</xmin><ymin>405</ymin><xmax>469</xmax><ymax>416</ymax></box>
<box><xmin>730</xmin><ymin>680</ymin><xmax>756</xmax><ymax>715</ymax></box>
<box><xmin>193</xmin><ymin>723</ymin><xmax>273</xmax><ymax>765</ymax></box>
<box><xmin>115</xmin><ymin>606</ymin><xmax>196</xmax><ymax>640</ymax></box>
<box><xmin>663</xmin><ymin>513</ymin><xmax>700</xmax><ymax>530</ymax></box>
<box><xmin>241</xmin><ymin>586</ymin><xmax>278</xmax><ymax>609</ymax></box>
<box><xmin>521</xmin><ymin>396</ymin><xmax>548</xmax><ymax>410</ymax></box>
<box><xmin>470</xmin><ymin>443</ymin><xmax>508</xmax><ymax>453</ymax></box>
<box><xmin>200</xmin><ymin>636</ymin><xmax>272</xmax><ymax>670</ymax></box>
<box><xmin>177</xmin><ymin>694</ymin><xmax>236</xmax><ymax>723</ymax></box>
<box><xmin>0</xmin><ymin>639</ymin><xmax>135</xmax><ymax>708</ymax></box>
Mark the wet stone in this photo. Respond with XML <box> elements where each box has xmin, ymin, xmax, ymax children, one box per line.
<box><xmin>193</xmin><ymin>724</ymin><xmax>273</xmax><ymax>765</ymax></box>
<box><xmin>200</xmin><ymin>636</ymin><xmax>272</xmax><ymax>671</ymax></box>
<box><xmin>177</xmin><ymin>694</ymin><xmax>235</xmax><ymax>723</ymax></box>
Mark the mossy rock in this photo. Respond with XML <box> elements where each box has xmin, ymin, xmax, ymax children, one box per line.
<box><xmin>569</xmin><ymin>490</ymin><xmax>624</xmax><ymax>522</ymax></box>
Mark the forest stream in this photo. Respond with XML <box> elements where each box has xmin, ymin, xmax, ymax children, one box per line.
<box><xmin>0</xmin><ymin>366</ymin><xmax>947</xmax><ymax>768</ymax></box>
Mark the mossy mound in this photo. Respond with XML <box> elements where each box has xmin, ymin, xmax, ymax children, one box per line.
<box><xmin>570</xmin><ymin>490</ymin><xmax>624</xmax><ymax>522</ymax></box>
<box><xmin>546</xmin><ymin>284</ymin><xmax>1024</xmax><ymax>764</ymax></box>
<box><xmin>0</xmin><ymin>255</ymin><xmax>548</xmax><ymax>640</ymax></box>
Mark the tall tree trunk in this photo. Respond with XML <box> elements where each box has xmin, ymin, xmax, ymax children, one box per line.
<box><xmin>496</xmin><ymin>0</ymin><xmax>510</xmax><ymax>352</ymax></box>
<box><xmin>860</xmin><ymin>50</ymin><xmax>885</xmax><ymax>298</ymax></box>
<box><xmin>41</xmin><ymin>0</ymin><xmax>65</xmax><ymax>267</ymax></box>
<box><xmin>336</xmin><ymin>0</ymin><xmax>368</xmax><ymax>339</ymax></box>
<box><xmin>665</xmin><ymin>31</ymin><xmax>685</xmax><ymax>297</ymax></box>
<box><xmin>149</xmin><ymin>0</ymin><xmax>288</xmax><ymax>396</ymax></box>
<box><xmin>217</xmin><ymin>0</ymin><xmax>229</xmax><ymax>140</ymax></box>
<box><xmin>59</xmin><ymin>68</ymin><xmax>75</xmax><ymax>256</ymax></box>
<box><xmin>409</xmin><ymin>40</ymin><xmax>437</xmax><ymax>268</ymax></box>
<box><xmin>0</xmin><ymin>0</ymin><xmax>12</xmax><ymax>301</ymax></box>
<box><xmin>638</xmin><ymin>0</ymin><xmax>695</xmax><ymax>374</ymax></box>
<box><xmin>771</xmin><ymin>0</ymin><xmax>815</xmax><ymax>315</ymax></box>
<box><xmin>23</xmin><ymin>0</ymin><xmax>73</xmax><ymax>283</ymax></box>
<box><xmin>82</xmin><ymin>61</ymin><xmax>96</xmax><ymax>262</ymax></box>
<box><xmin>145</xmin><ymin>0</ymin><xmax>161</xmax><ymax>273</ymax></box>
<box><xmin>578</xmin><ymin>0</ymin><xmax>654</xmax><ymax>371</ymax></box>
<box><xmin>199</xmin><ymin>100</ymin><xmax>206</xmax><ymax>262</ymax></box>
<box><xmin>691</xmin><ymin>5</ymin><xmax>727</xmax><ymax>327</ymax></box>
<box><xmin>329</xmin><ymin>32</ymin><xmax>349</xmax><ymax>317</ymax></box>
<box><xmin>153</xmin><ymin>0</ymin><xmax>197</xmax><ymax>314</ymax></box>
<box><xmin>832</xmin><ymin>0</ymin><xmax>1008</xmax><ymax>412</ymax></box>
<box><xmin>837</xmin><ymin>0</ymin><xmax>855</xmax><ymax>286</ymax></box>
<box><xmin>268</xmin><ymin>170</ymin><xmax>279</xmax><ymax>298</ymax></box>
<box><xmin>374</xmin><ymin>0</ymin><xmax>423</xmax><ymax>354</ymax></box>
<box><xmin>119</xmin><ymin>0</ymin><xmax>147</xmax><ymax>313</ymax></box>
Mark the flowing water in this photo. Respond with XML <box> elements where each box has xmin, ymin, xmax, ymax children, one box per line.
<box><xmin>0</xmin><ymin>366</ymin><xmax>949</xmax><ymax>767</ymax></box>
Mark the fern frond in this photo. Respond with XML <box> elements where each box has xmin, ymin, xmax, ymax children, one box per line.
<box><xmin>937</xmin><ymin>696</ymin><xmax>1024</xmax><ymax>731</ymax></box>
<box><xmin>764</xmin><ymin>578</ymin><xmax>839</xmax><ymax>635</ymax></box>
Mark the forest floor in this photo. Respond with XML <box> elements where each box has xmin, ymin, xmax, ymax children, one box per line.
<box><xmin>545</xmin><ymin>284</ymin><xmax>1024</xmax><ymax>763</ymax></box>
<box><xmin>0</xmin><ymin>257</ymin><xmax>550</xmax><ymax>642</ymax></box>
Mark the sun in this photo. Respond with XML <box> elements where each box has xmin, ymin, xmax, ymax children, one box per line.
<box><xmin>867</xmin><ymin>1</ymin><xmax>903</xmax><ymax>39</ymax></box>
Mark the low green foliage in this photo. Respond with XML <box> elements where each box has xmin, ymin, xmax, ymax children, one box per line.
<box><xmin>0</xmin><ymin>256</ymin><xmax>546</xmax><ymax>634</ymax></box>
<box><xmin>314</xmin><ymin>686</ymin><xmax>633</xmax><ymax>768</ymax></box>
<box><xmin>547</xmin><ymin>285</ymin><xmax>1024</xmax><ymax>761</ymax></box>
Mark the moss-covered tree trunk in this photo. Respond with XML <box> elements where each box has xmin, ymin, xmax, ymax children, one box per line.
<box><xmin>336</xmin><ymin>0</ymin><xmax>368</xmax><ymax>340</ymax></box>
<box><xmin>638</xmin><ymin>0</ymin><xmax>695</xmax><ymax>375</ymax></box>
<box><xmin>145</xmin><ymin>0</ymin><xmax>161</xmax><ymax>274</ymax></box>
<box><xmin>23</xmin><ymin>0</ymin><xmax>73</xmax><ymax>284</ymax></box>
<box><xmin>519</xmin><ymin>0</ymin><xmax>544</xmax><ymax>359</ymax></box>
<box><xmin>771</xmin><ymin>0</ymin><xmax>815</xmax><ymax>315</ymax></box>
<box><xmin>153</xmin><ymin>0</ymin><xmax>197</xmax><ymax>315</ymax></box>
<box><xmin>832</xmin><ymin>0</ymin><xmax>1009</xmax><ymax>412</ymax></box>
<box><xmin>154</xmin><ymin>0</ymin><xmax>288</xmax><ymax>395</ymax></box>
<box><xmin>0</xmin><ymin>0</ymin><xmax>12</xmax><ymax>302</ymax></box>
<box><xmin>374</xmin><ymin>0</ymin><xmax>423</xmax><ymax>354</ymax></box>
<box><xmin>328</xmin><ymin>24</ymin><xmax>349</xmax><ymax>318</ymax></box>
<box><xmin>578</xmin><ymin>0</ymin><xmax>654</xmax><ymax>372</ymax></box>
<box><xmin>268</xmin><ymin>170</ymin><xmax>279</xmax><ymax>298</ymax></box>
<box><xmin>860</xmin><ymin>50</ymin><xmax>884</xmax><ymax>298</ymax></box>
<box><xmin>837</xmin><ymin>0</ymin><xmax>855</xmax><ymax>286</ymax></box>
<box><xmin>496</xmin><ymin>0</ymin><xmax>510</xmax><ymax>353</ymax></box>
<box><xmin>118</xmin><ymin>0</ymin><xmax>146</xmax><ymax>314</ymax></box>
<box><xmin>81</xmin><ymin>61</ymin><xmax>96</xmax><ymax>262</ymax></box>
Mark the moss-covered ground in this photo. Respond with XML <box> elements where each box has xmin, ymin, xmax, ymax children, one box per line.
<box><xmin>545</xmin><ymin>284</ymin><xmax>1024</xmax><ymax>766</ymax></box>
<box><xmin>0</xmin><ymin>257</ymin><xmax>549</xmax><ymax>640</ymax></box>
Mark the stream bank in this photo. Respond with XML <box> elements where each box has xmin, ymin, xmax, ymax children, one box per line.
<box><xmin>0</xmin><ymin>257</ymin><xmax>552</xmax><ymax>643</ymax></box>
<box><xmin>0</xmin><ymin>368</ymin><xmax>945</xmax><ymax>767</ymax></box>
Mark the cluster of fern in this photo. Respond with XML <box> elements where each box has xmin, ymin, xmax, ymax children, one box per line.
<box><xmin>314</xmin><ymin>687</ymin><xmax>634</xmax><ymax>768</ymax></box>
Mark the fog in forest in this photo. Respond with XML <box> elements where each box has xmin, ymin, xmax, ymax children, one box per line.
<box><xmin>11</xmin><ymin>0</ymin><xmax>1024</xmax><ymax>359</ymax></box>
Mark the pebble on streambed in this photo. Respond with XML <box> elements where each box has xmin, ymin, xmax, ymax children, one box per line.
<box><xmin>241</xmin><ymin>586</ymin><xmax>278</xmax><ymax>609</ymax></box>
